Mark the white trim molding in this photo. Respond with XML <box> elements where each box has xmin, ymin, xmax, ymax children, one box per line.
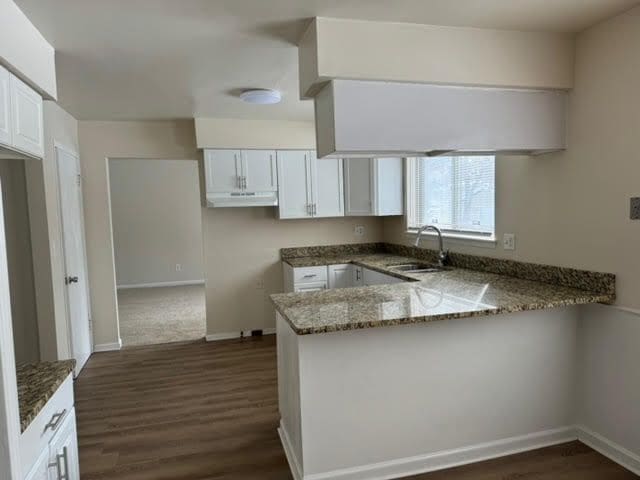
<box><xmin>577</xmin><ymin>426</ymin><xmax>640</xmax><ymax>476</ymax></box>
<box><xmin>93</xmin><ymin>338</ymin><xmax>123</xmax><ymax>352</ymax></box>
<box><xmin>279</xmin><ymin>422</ymin><xmax>303</xmax><ymax>480</ymax></box>
<box><xmin>206</xmin><ymin>332</ymin><xmax>242</xmax><ymax>342</ymax></box>
<box><xmin>117</xmin><ymin>279</ymin><xmax>205</xmax><ymax>290</ymax></box>
<box><xmin>282</xmin><ymin>426</ymin><xmax>577</xmax><ymax>480</ymax></box>
<box><xmin>263</xmin><ymin>327</ymin><xmax>276</xmax><ymax>335</ymax></box>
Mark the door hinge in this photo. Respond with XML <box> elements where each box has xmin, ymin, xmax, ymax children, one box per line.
<box><xmin>76</xmin><ymin>174</ymin><xmax>82</xmax><ymax>186</ymax></box>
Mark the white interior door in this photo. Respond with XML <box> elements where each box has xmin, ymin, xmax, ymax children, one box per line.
<box><xmin>56</xmin><ymin>146</ymin><xmax>92</xmax><ymax>374</ymax></box>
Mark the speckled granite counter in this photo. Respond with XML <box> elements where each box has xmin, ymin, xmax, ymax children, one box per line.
<box><xmin>272</xmin><ymin>250</ymin><xmax>615</xmax><ymax>335</ymax></box>
<box><xmin>17</xmin><ymin>360</ymin><xmax>75</xmax><ymax>432</ymax></box>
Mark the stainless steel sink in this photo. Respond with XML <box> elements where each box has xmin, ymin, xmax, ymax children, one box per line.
<box><xmin>389</xmin><ymin>263</ymin><xmax>445</xmax><ymax>273</ymax></box>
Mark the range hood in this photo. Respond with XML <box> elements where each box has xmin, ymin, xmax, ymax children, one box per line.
<box><xmin>206</xmin><ymin>191</ymin><xmax>278</xmax><ymax>208</ymax></box>
<box><xmin>313</xmin><ymin>80</ymin><xmax>567</xmax><ymax>158</ymax></box>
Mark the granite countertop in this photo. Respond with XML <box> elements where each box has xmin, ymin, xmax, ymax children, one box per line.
<box><xmin>272</xmin><ymin>253</ymin><xmax>615</xmax><ymax>335</ymax></box>
<box><xmin>16</xmin><ymin>360</ymin><xmax>75</xmax><ymax>432</ymax></box>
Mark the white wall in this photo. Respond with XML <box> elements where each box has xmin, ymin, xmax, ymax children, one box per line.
<box><xmin>109</xmin><ymin>159</ymin><xmax>204</xmax><ymax>287</ymax></box>
<box><xmin>0</xmin><ymin>159</ymin><xmax>39</xmax><ymax>364</ymax></box>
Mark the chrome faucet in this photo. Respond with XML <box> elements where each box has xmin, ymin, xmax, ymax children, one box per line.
<box><xmin>414</xmin><ymin>225</ymin><xmax>449</xmax><ymax>267</ymax></box>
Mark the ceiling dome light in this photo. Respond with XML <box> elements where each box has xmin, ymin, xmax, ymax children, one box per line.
<box><xmin>239</xmin><ymin>89</ymin><xmax>282</xmax><ymax>105</ymax></box>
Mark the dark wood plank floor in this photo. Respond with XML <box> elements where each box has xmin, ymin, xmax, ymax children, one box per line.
<box><xmin>75</xmin><ymin>336</ymin><xmax>637</xmax><ymax>480</ymax></box>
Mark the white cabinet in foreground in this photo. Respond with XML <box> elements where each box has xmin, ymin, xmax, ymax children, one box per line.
<box><xmin>344</xmin><ymin>157</ymin><xmax>403</xmax><ymax>216</ymax></box>
<box><xmin>0</xmin><ymin>64</ymin><xmax>44</xmax><ymax>159</ymax></box>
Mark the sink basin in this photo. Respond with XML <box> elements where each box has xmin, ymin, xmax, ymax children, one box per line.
<box><xmin>389</xmin><ymin>263</ymin><xmax>445</xmax><ymax>273</ymax></box>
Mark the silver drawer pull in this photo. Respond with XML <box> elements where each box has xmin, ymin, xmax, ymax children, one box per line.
<box><xmin>44</xmin><ymin>409</ymin><xmax>67</xmax><ymax>433</ymax></box>
<box><xmin>49</xmin><ymin>446</ymin><xmax>69</xmax><ymax>480</ymax></box>
<box><xmin>302</xmin><ymin>274</ymin><xmax>317</xmax><ymax>278</ymax></box>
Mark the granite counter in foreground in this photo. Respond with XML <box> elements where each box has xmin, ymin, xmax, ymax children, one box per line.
<box><xmin>271</xmin><ymin>252</ymin><xmax>615</xmax><ymax>335</ymax></box>
<box><xmin>17</xmin><ymin>359</ymin><xmax>75</xmax><ymax>432</ymax></box>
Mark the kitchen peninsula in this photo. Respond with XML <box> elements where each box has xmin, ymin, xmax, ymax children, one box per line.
<box><xmin>271</xmin><ymin>243</ymin><xmax>615</xmax><ymax>480</ymax></box>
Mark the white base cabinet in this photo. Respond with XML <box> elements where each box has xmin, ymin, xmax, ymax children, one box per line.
<box><xmin>0</xmin><ymin>65</ymin><xmax>44</xmax><ymax>159</ymax></box>
<box><xmin>285</xmin><ymin>263</ymin><xmax>404</xmax><ymax>292</ymax></box>
<box><xmin>20</xmin><ymin>374</ymin><xmax>80</xmax><ymax>480</ymax></box>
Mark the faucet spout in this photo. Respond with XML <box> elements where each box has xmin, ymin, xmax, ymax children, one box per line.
<box><xmin>414</xmin><ymin>225</ymin><xmax>449</xmax><ymax>267</ymax></box>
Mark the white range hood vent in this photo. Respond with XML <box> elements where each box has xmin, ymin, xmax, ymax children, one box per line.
<box><xmin>313</xmin><ymin>80</ymin><xmax>567</xmax><ymax>158</ymax></box>
<box><xmin>206</xmin><ymin>191</ymin><xmax>278</xmax><ymax>208</ymax></box>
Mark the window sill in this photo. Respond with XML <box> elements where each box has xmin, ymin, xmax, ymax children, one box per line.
<box><xmin>405</xmin><ymin>229</ymin><xmax>497</xmax><ymax>249</ymax></box>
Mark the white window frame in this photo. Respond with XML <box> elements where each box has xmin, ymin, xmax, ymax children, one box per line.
<box><xmin>404</xmin><ymin>157</ymin><xmax>497</xmax><ymax>247</ymax></box>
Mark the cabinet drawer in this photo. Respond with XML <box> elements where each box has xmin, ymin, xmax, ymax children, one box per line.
<box><xmin>293</xmin><ymin>266</ymin><xmax>328</xmax><ymax>284</ymax></box>
<box><xmin>20</xmin><ymin>374</ymin><xmax>74</xmax><ymax>477</ymax></box>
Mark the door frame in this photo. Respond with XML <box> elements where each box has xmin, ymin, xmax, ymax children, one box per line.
<box><xmin>54</xmin><ymin>141</ymin><xmax>94</xmax><ymax>370</ymax></box>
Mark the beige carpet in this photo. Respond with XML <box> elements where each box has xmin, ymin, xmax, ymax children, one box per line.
<box><xmin>117</xmin><ymin>284</ymin><xmax>206</xmax><ymax>347</ymax></box>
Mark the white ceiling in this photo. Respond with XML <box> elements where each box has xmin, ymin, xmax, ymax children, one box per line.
<box><xmin>15</xmin><ymin>0</ymin><xmax>637</xmax><ymax>121</ymax></box>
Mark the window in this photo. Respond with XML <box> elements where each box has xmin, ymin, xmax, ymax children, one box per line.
<box><xmin>407</xmin><ymin>156</ymin><xmax>495</xmax><ymax>237</ymax></box>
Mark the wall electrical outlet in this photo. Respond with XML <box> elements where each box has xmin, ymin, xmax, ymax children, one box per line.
<box><xmin>175</xmin><ymin>263</ymin><xmax>182</xmax><ymax>272</ymax></box>
<box><xmin>256</xmin><ymin>277</ymin><xmax>265</xmax><ymax>290</ymax></box>
<box><xmin>503</xmin><ymin>234</ymin><xmax>516</xmax><ymax>251</ymax></box>
<box><xmin>354</xmin><ymin>225</ymin><xmax>365</xmax><ymax>236</ymax></box>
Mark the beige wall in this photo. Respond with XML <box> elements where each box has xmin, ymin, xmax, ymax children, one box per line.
<box><xmin>204</xmin><ymin>209</ymin><xmax>382</xmax><ymax>334</ymax></box>
<box><xmin>109</xmin><ymin>159</ymin><xmax>204</xmax><ymax>287</ymax></box>
<box><xmin>299</xmin><ymin>17</ymin><xmax>574</xmax><ymax>97</ymax></box>
<box><xmin>195</xmin><ymin>118</ymin><xmax>316</xmax><ymax>149</ymax></box>
<box><xmin>25</xmin><ymin>101</ymin><xmax>80</xmax><ymax>361</ymax></box>
<box><xmin>78</xmin><ymin>120</ymin><xmax>199</xmax><ymax>348</ymax></box>
<box><xmin>385</xmin><ymin>5</ymin><xmax>640</xmax><ymax>310</ymax></box>
<box><xmin>78</xmin><ymin>119</ymin><xmax>385</xmax><ymax>345</ymax></box>
<box><xmin>0</xmin><ymin>159</ymin><xmax>39</xmax><ymax>364</ymax></box>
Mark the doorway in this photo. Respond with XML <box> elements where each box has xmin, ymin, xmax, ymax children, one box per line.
<box><xmin>108</xmin><ymin>159</ymin><xmax>205</xmax><ymax>347</ymax></box>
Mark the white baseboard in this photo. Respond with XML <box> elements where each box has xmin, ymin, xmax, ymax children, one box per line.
<box><xmin>284</xmin><ymin>426</ymin><xmax>577</xmax><ymax>480</ymax></box>
<box><xmin>263</xmin><ymin>327</ymin><xmax>276</xmax><ymax>335</ymax></box>
<box><xmin>279</xmin><ymin>423</ymin><xmax>303</xmax><ymax>480</ymax></box>
<box><xmin>206</xmin><ymin>332</ymin><xmax>242</xmax><ymax>342</ymax></box>
<box><xmin>93</xmin><ymin>338</ymin><xmax>122</xmax><ymax>352</ymax></box>
<box><xmin>577</xmin><ymin>425</ymin><xmax>640</xmax><ymax>476</ymax></box>
<box><xmin>117</xmin><ymin>279</ymin><xmax>205</xmax><ymax>290</ymax></box>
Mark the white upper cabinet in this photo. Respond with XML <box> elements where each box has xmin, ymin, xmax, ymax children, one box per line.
<box><xmin>204</xmin><ymin>149</ymin><xmax>278</xmax><ymax>207</ymax></box>
<box><xmin>344</xmin><ymin>157</ymin><xmax>403</xmax><ymax>216</ymax></box>
<box><xmin>311</xmin><ymin>153</ymin><xmax>344</xmax><ymax>218</ymax></box>
<box><xmin>242</xmin><ymin>150</ymin><xmax>277</xmax><ymax>192</ymax></box>
<box><xmin>0</xmin><ymin>65</ymin><xmax>44</xmax><ymax>158</ymax></box>
<box><xmin>9</xmin><ymin>73</ymin><xmax>44</xmax><ymax>158</ymax></box>
<box><xmin>0</xmin><ymin>66</ymin><xmax>10</xmax><ymax>146</ymax></box>
<box><xmin>277</xmin><ymin>150</ymin><xmax>311</xmax><ymax>219</ymax></box>
<box><xmin>205</xmin><ymin>149</ymin><xmax>242</xmax><ymax>193</ymax></box>
<box><xmin>277</xmin><ymin>150</ymin><xmax>344</xmax><ymax>219</ymax></box>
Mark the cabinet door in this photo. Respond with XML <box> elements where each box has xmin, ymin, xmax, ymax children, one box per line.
<box><xmin>204</xmin><ymin>149</ymin><xmax>242</xmax><ymax>193</ymax></box>
<box><xmin>328</xmin><ymin>264</ymin><xmax>352</xmax><ymax>289</ymax></box>
<box><xmin>24</xmin><ymin>449</ymin><xmax>49</xmax><ymax>480</ymax></box>
<box><xmin>0</xmin><ymin>66</ymin><xmax>10</xmax><ymax>146</ymax></box>
<box><xmin>48</xmin><ymin>411</ymin><xmax>80</xmax><ymax>480</ymax></box>
<box><xmin>242</xmin><ymin>150</ymin><xmax>277</xmax><ymax>192</ymax></box>
<box><xmin>373</xmin><ymin>158</ymin><xmax>404</xmax><ymax>216</ymax></box>
<box><xmin>311</xmin><ymin>152</ymin><xmax>344</xmax><ymax>218</ymax></box>
<box><xmin>353</xmin><ymin>266</ymin><xmax>364</xmax><ymax>286</ymax></box>
<box><xmin>362</xmin><ymin>268</ymin><xmax>403</xmax><ymax>286</ymax></box>
<box><xmin>9</xmin><ymin>74</ymin><xmax>43</xmax><ymax>158</ymax></box>
<box><xmin>294</xmin><ymin>281</ymin><xmax>327</xmax><ymax>292</ymax></box>
<box><xmin>344</xmin><ymin>158</ymin><xmax>373</xmax><ymax>216</ymax></box>
<box><xmin>277</xmin><ymin>150</ymin><xmax>311</xmax><ymax>219</ymax></box>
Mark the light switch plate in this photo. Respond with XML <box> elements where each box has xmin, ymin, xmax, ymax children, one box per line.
<box><xmin>630</xmin><ymin>197</ymin><xmax>640</xmax><ymax>220</ymax></box>
<box><xmin>503</xmin><ymin>233</ymin><xmax>516</xmax><ymax>250</ymax></box>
